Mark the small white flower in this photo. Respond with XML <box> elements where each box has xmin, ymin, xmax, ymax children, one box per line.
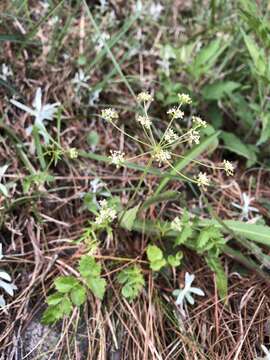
<box><xmin>192</xmin><ymin>116</ymin><xmax>207</xmax><ymax>128</ymax></box>
<box><xmin>109</xmin><ymin>150</ymin><xmax>125</xmax><ymax>168</ymax></box>
<box><xmin>95</xmin><ymin>199</ymin><xmax>117</xmax><ymax>225</ymax></box>
<box><xmin>72</xmin><ymin>69</ymin><xmax>90</xmax><ymax>92</ymax></box>
<box><xmin>167</xmin><ymin>107</ymin><xmax>184</xmax><ymax>119</ymax></box>
<box><xmin>101</xmin><ymin>108</ymin><xmax>119</xmax><ymax>121</ymax></box>
<box><xmin>149</xmin><ymin>2</ymin><xmax>164</xmax><ymax>21</ymax></box>
<box><xmin>178</xmin><ymin>93</ymin><xmax>192</xmax><ymax>105</ymax></box>
<box><xmin>137</xmin><ymin>91</ymin><xmax>153</xmax><ymax>103</ymax></box>
<box><xmin>232</xmin><ymin>192</ymin><xmax>259</xmax><ymax>220</ymax></box>
<box><xmin>137</xmin><ymin>115</ymin><xmax>152</xmax><ymax>129</ymax></box>
<box><xmin>94</xmin><ymin>32</ymin><xmax>110</xmax><ymax>52</ymax></box>
<box><xmin>197</xmin><ymin>172</ymin><xmax>210</xmax><ymax>188</ymax></box>
<box><xmin>188</xmin><ymin>129</ymin><xmax>200</xmax><ymax>145</ymax></box>
<box><xmin>0</xmin><ymin>64</ymin><xmax>13</xmax><ymax>81</ymax></box>
<box><xmin>10</xmin><ymin>88</ymin><xmax>60</xmax><ymax>143</ymax></box>
<box><xmin>173</xmin><ymin>272</ymin><xmax>204</xmax><ymax>316</ymax></box>
<box><xmin>164</xmin><ymin>128</ymin><xmax>179</xmax><ymax>143</ymax></box>
<box><xmin>67</xmin><ymin>148</ymin><xmax>78</xmax><ymax>159</ymax></box>
<box><xmin>171</xmin><ymin>217</ymin><xmax>182</xmax><ymax>232</ymax></box>
<box><xmin>153</xmin><ymin>148</ymin><xmax>171</xmax><ymax>165</ymax></box>
<box><xmin>223</xmin><ymin>160</ymin><xmax>234</xmax><ymax>176</ymax></box>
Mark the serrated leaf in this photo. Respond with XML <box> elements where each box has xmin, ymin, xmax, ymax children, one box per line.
<box><xmin>70</xmin><ymin>285</ymin><xmax>86</xmax><ymax>306</ymax></box>
<box><xmin>206</xmin><ymin>256</ymin><xmax>228</xmax><ymax>300</ymax></box>
<box><xmin>79</xmin><ymin>255</ymin><xmax>101</xmax><ymax>278</ymax></box>
<box><xmin>146</xmin><ymin>245</ymin><xmax>166</xmax><ymax>271</ymax></box>
<box><xmin>47</xmin><ymin>292</ymin><xmax>63</xmax><ymax>306</ymax></box>
<box><xmin>87</xmin><ymin>277</ymin><xmax>106</xmax><ymax>300</ymax></box>
<box><xmin>167</xmin><ymin>252</ymin><xmax>183</xmax><ymax>267</ymax></box>
<box><xmin>117</xmin><ymin>266</ymin><xmax>145</xmax><ymax>301</ymax></box>
<box><xmin>41</xmin><ymin>306</ymin><xmax>61</xmax><ymax>324</ymax></box>
<box><xmin>54</xmin><ymin>276</ymin><xmax>79</xmax><ymax>293</ymax></box>
<box><xmin>146</xmin><ymin>245</ymin><xmax>163</xmax><ymax>262</ymax></box>
<box><xmin>120</xmin><ymin>204</ymin><xmax>140</xmax><ymax>231</ymax></box>
<box><xmin>61</xmin><ymin>297</ymin><xmax>72</xmax><ymax>316</ymax></box>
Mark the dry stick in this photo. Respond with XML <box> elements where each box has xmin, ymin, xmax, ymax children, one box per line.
<box><xmin>233</xmin><ymin>295</ymin><xmax>265</xmax><ymax>360</ymax></box>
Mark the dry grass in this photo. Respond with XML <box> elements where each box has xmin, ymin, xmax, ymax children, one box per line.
<box><xmin>0</xmin><ymin>1</ymin><xmax>270</xmax><ymax>359</ymax></box>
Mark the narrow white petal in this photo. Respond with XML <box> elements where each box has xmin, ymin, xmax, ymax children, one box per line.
<box><xmin>10</xmin><ymin>99</ymin><xmax>36</xmax><ymax>116</ymax></box>
<box><xmin>33</xmin><ymin>87</ymin><xmax>42</xmax><ymax>111</ymax></box>
<box><xmin>190</xmin><ymin>287</ymin><xmax>205</xmax><ymax>296</ymax></box>
<box><xmin>185</xmin><ymin>272</ymin><xmax>195</xmax><ymax>287</ymax></box>
<box><xmin>0</xmin><ymin>271</ymin><xmax>11</xmax><ymax>282</ymax></box>
<box><xmin>0</xmin><ymin>279</ymin><xmax>17</xmax><ymax>296</ymax></box>
<box><xmin>0</xmin><ymin>295</ymin><xmax>5</xmax><ymax>307</ymax></box>
<box><xmin>185</xmin><ymin>292</ymin><xmax>195</xmax><ymax>305</ymax></box>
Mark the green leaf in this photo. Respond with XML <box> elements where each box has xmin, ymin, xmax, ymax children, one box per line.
<box><xmin>146</xmin><ymin>245</ymin><xmax>166</xmax><ymax>271</ymax></box>
<box><xmin>167</xmin><ymin>252</ymin><xmax>183</xmax><ymax>267</ymax></box>
<box><xmin>41</xmin><ymin>306</ymin><xmax>62</xmax><ymax>324</ymax></box>
<box><xmin>202</xmin><ymin>81</ymin><xmax>241</xmax><ymax>101</ymax></box>
<box><xmin>87</xmin><ymin>131</ymin><xmax>100</xmax><ymax>147</ymax></box>
<box><xmin>257</xmin><ymin>113</ymin><xmax>270</xmax><ymax>145</ymax></box>
<box><xmin>117</xmin><ymin>266</ymin><xmax>145</xmax><ymax>301</ymax></box>
<box><xmin>191</xmin><ymin>39</ymin><xmax>225</xmax><ymax>79</ymax></box>
<box><xmin>206</xmin><ymin>256</ymin><xmax>228</xmax><ymax>300</ymax></box>
<box><xmin>87</xmin><ymin>277</ymin><xmax>106</xmax><ymax>300</ymax></box>
<box><xmin>61</xmin><ymin>297</ymin><xmax>73</xmax><ymax>316</ymax></box>
<box><xmin>79</xmin><ymin>255</ymin><xmax>101</xmax><ymax>278</ymax></box>
<box><xmin>47</xmin><ymin>292</ymin><xmax>63</xmax><ymax>306</ymax></box>
<box><xmin>70</xmin><ymin>285</ymin><xmax>87</xmax><ymax>306</ymax></box>
<box><xmin>242</xmin><ymin>30</ymin><xmax>266</xmax><ymax>76</ymax></box>
<box><xmin>54</xmin><ymin>276</ymin><xmax>79</xmax><ymax>293</ymax></box>
<box><xmin>141</xmin><ymin>191</ymin><xmax>179</xmax><ymax>210</ymax></box>
<box><xmin>199</xmin><ymin>219</ymin><xmax>270</xmax><ymax>246</ymax></box>
<box><xmin>174</xmin><ymin>210</ymin><xmax>193</xmax><ymax>246</ymax></box>
<box><xmin>221</xmin><ymin>131</ymin><xmax>257</xmax><ymax>165</ymax></box>
<box><xmin>196</xmin><ymin>226</ymin><xmax>225</xmax><ymax>256</ymax></box>
<box><xmin>120</xmin><ymin>204</ymin><xmax>140</xmax><ymax>231</ymax></box>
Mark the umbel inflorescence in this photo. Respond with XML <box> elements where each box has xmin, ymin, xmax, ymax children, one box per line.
<box><xmin>101</xmin><ymin>92</ymin><xmax>234</xmax><ymax>189</ymax></box>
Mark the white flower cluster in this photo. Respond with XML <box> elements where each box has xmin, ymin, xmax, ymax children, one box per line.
<box><xmin>109</xmin><ymin>150</ymin><xmax>125</xmax><ymax>168</ymax></box>
<box><xmin>192</xmin><ymin>116</ymin><xmax>207</xmax><ymax>128</ymax></box>
<box><xmin>101</xmin><ymin>108</ymin><xmax>119</xmax><ymax>121</ymax></box>
<box><xmin>178</xmin><ymin>93</ymin><xmax>192</xmax><ymax>105</ymax></box>
<box><xmin>188</xmin><ymin>129</ymin><xmax>200</xmax><ymax>145</ymax></box>
<box><xmin>164</xmin><ymin>128</ymin><xmax>178</xmax><ymax>143</ymax></box>
<box><xmin>223</xmin><ymin>160</ymin><xmax>234</xmax><ymax>176</ymax></box>
<box><xmin>136</xmin><ymin>115</ymin><xmax>152</xmax><ymax>129</ymax></box>
<box><xmin>68</xmin><ymin>148</ymin><xmax>78</xmax><ymax>159</ymax></box>
<box><xmin>95</xmin><ymin>200</ymin><xmax>117</xmax><ymax>225</ymax></box>
<box><xmin>196</xmin><ymin>172</ymin><xmax>210</xmax><ymax>188</ymax></box>
<box><xmin>153</xmin><ymin>148</ymin><xmax>171</xmax><ymax>165</ymax></box>
<box><xmin>137</xmin><ymin>91</ymin><xmax>153</xmax><ymax>103</ymax></box>
<box><xmin>167</xmin><ymin>107</ymin><xmax>184</xmax><ymax>119</ymax></box>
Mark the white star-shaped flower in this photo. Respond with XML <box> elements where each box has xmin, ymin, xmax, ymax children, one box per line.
<box><xmin>72</xmin><ymin>69</ymin><xmax>90</xmax><ymax>92</ymax></box>
<box><xmin>10</xmin><ymin>88</ymin><xmax>60</xmax><ymax>143</ymax></box>
<box><xmin>173</xmin><ymin>272</ymin><xmax>204</xmax><ymax>316</ymax></box>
